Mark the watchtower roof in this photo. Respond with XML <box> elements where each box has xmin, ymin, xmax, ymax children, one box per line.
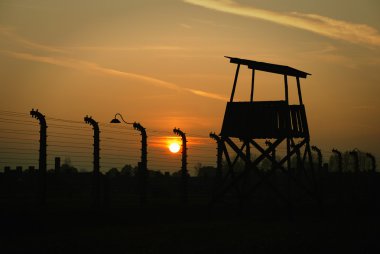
<box><xmin>225</xmin><ymin>56</ymin><xmax>311</xmax><ymax>78</ymax></box>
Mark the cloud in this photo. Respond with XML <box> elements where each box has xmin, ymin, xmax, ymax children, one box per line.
<box><xmin>0</xmin><ymin>27</ymin><xmax>185</xmax><ymax>53</ymax></box>
<box><xmin>0</xmin><ymin>28</ymin><xmax>226</xmax><ymax>101</ymax></box>
<box><xmin>0</xmin><ymin>27</ymin><xmax>66</xmax><ymax>53</ymax></box>
<box><xmin>0</xmin><ymin>50</ymin><xmax>226</xmax><ymax>100</ymax></box>
<box><xmin>180</xmin><ymin>23</ymin><xmax>192</xmax><ymax>29</ymax></box>
<box><xmin>352</xmin><ymin>105</ymin><xmax>376</xmax><ymax>110</ymax></box>
<box><xmin>184</xmin><ymin>0</ymin><xmax>380</xmax><ymax>47</ymax></box>
<box><xmin>63</xmin><ymin>46</ymin><xmax>186</xmax><ymax>51</ymax></box>
<box><xmin>185</xmin><ymin>88</ymin><xmax>227</xmax><ymax>101</ymax></box>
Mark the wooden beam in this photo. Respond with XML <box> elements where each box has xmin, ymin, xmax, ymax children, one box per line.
<box><xmin>219</xmin><ymin>140</ymin><xmax>243</xmax><ymax>195</ymax></box>
<box><xmin>296</xmin><ymin>76</ymin><xmax>303</xmax><ymax>105</ymax></box>
<box><xmin>284</xmin><ymin>75</ymin><xmax>289</xmax><ymax>104</ymax></box>
<box><xmin>260</xmin><ymin>140</ymin><xmax>318</xmax><ymax>200</ymax></box>
<box><xmin>225</xmin><ymin>138</ymin><xmax>248</xmax><ymax>162</ymax></box>
<box><xmin>212</xmin><ymin>145</ymin><xmax>262</xmax><ymax>204</ymax></box>
<box><xmin>230</xmin><ymin>64</ymin><xmax>240</xmax><ymax>102</ymax></box>
<box><xmin>291</xmin><ymin>138</ymin><xmax>302</xmax><ymax>171</ymax></box>
<box><xmin>250</xmin><ymin>138</ymin><xmax>285</xmax><ymax>162</ymax></box>
<box><xmin>233</xmin><ymin>143</ymin><xmax>246</xmax><ymax>168</ymax></box>
<box><xmin>224</xmin><ymin>142</ymin><xmax>246</xmax><ymax>179</ymax></box>
<box><xmin>287</xmin><ymin>138</ymin><xmax>291</xmax><ymax>170</ymax></box>
<box><xmin>250</xmin><ymin>138</ymin><xmax>306</xmax><ymax>169</ymax></box>
<box><xmin>214</xmin><ymin>137</ymin><xmax>320</xmax><ymax>206</ymax></box>
<box><xmin>225</xmin><ymin>56</ymin><xmax>311</xmax><ymax>78</ymax></box>
<box><xmin>242</xmin><ymin>140</ymin><xmax>293</xmax><ymax>206</ymax></box>
<box><xmin>221</xmin><ymin>140</ymin><xmax>233</xmax><ymax>175</ymax></box>
<box><xmin>250</xmin><ymin>69</ymin><xmax>255</xmax><ymax>102</ymax></box>
<box><xmin>212</xmin><ymin>138</ymin><xmax>284</xmax><ymax>205</ymax></box>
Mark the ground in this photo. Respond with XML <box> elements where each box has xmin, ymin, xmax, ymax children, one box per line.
<box><xmin>1</xmin><ymin>205</ymin><xmax>379</xmax><ymax>254</ymax></box>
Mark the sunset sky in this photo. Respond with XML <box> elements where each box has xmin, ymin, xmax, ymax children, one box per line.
<box><xmin>0</xmin><ymin>0</ymin><xmax>379</xmax><ymax>171</ymax></box>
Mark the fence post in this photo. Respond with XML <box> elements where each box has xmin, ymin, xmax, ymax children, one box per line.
<box><xmin>349</xmin><ymin>150</ymin><xmax>359</xmax><ymax>173</ymax></box>
<box><xmin>332</xmin><ymin>149</ymin><xmax>343</xmax><ymax>173</ymax></box>
<box><xmin>173</xmin><ymin>128</ymin><xmax>188</xmax><ymax>204</ymax></box>
<box><xmin>311</xmin><ymin>145</ymin><xmax>323</xmax><ymax>172</ymax></box>
<box><xmin>209</xmin><ymin>132</ymin><xmax>222</xmax><ymax>183</ymax></box>
<box><xmin>366</xmin><ymin>153</ymin><xmax>377</xmax><ymax>213</ymax></box>
<box><xmin>54</xmin><ymin>157</ymin><xmax>61</xmax><ymax>174</ymax></box>
<box><xmin>133</xmin><ymin>122</ymin><xmax>148</xmax><ymax>206</ymax></box>
<box><xmin>84</xmin><ymin>116</ymin><xmax>100</xmax><ymax>206</ymax></box>
<box><xmin>366</xmin><ymin>153</ymin><xmax>376</xmax><ymax>173</ymax></box>
<box><xmin>349</xmin><ymin>149</ymin><xmax>360</xmax><ymax>211</ymax></box>
<box><xmin>332</xmin><ymin>148</ymin><xmax>343</xmax><ymax>204</ymax></box>
<box><xmin>30</xmin><ymin>109</ymin><xmax>47</xmax><ymax>205</ymax></box>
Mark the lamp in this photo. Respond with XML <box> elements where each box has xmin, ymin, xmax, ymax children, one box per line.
<box><xmin>110</xmin><ymin>113</ymin><xmax>133</xmax><ymax>125</ymax></box>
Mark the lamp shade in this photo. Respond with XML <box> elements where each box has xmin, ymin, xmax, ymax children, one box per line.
<box><xmin>110</xmin><ymin>118</ymin><xmax>121</xmax><ymax>123</ymax></box>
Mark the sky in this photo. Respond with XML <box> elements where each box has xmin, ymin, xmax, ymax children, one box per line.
<box><xmin>0</xmin><ymin>0</ymin><xmax>379</xmax><ymax>172</ymax></box>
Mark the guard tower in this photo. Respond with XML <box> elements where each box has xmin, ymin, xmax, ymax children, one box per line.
<box><xmin>212</xmin><ymin>56</ymin><xmax>320</xmax><ymax>209</ymax></box>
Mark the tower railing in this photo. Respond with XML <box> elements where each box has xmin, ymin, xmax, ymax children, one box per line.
<box><xmin>221</xmin><ymin>101</ymin><xmax>309</xmax><ymax>139</ymax></box>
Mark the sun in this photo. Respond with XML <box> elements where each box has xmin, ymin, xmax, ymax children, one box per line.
<box><xmin>169</xmin><ymin>142</ymin><xmax>181</xmax><ymax>153</ymax></box>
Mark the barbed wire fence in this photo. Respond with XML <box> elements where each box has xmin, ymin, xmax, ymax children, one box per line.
<box><xmin>0</xmin><ymin>109</ymin><xmax>377</xmax><ymax>175</ymax></box>
<box><xmin>0</xmin><ymin>110</ymin><xmax>219</xmax><ymax>176</ymax></box>
<box><xmin>1</xmin><ymin>109</ymin><xmax>379</xmax><ymax>210</ymax></box>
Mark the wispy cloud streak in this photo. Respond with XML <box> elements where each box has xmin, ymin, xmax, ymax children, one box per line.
<box><xmin>1</xmin><ymin>50</ymin><xmax>226</xmax><ymax>100</ymax></box>
<box><xmin>63</xmin><ymin>46</ymin><xmax>185</xmax><ymax>51</ymax></box>
<box><xmin>0</xmin><ymin>27</ymin><xmax>184</xmax><ymax>53</ymax></box>
<box><xmin>0</xmin><ymin>28</ymin><xmax>226</xmax><ymax>101</ymax></box>
<box><xmin>184</xmin><ymin>0</ymin><xmax>380</xmax><ymax>47</ymax></box>
<box><xmin>0</xmin><ymin>27</ymin><xmax>66</xmax><ymax>53</ymax></box>
<box><xmin>185</xmin><ymin>88</ymin><xmax>227</xmax><ymax>101</ymax></box>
